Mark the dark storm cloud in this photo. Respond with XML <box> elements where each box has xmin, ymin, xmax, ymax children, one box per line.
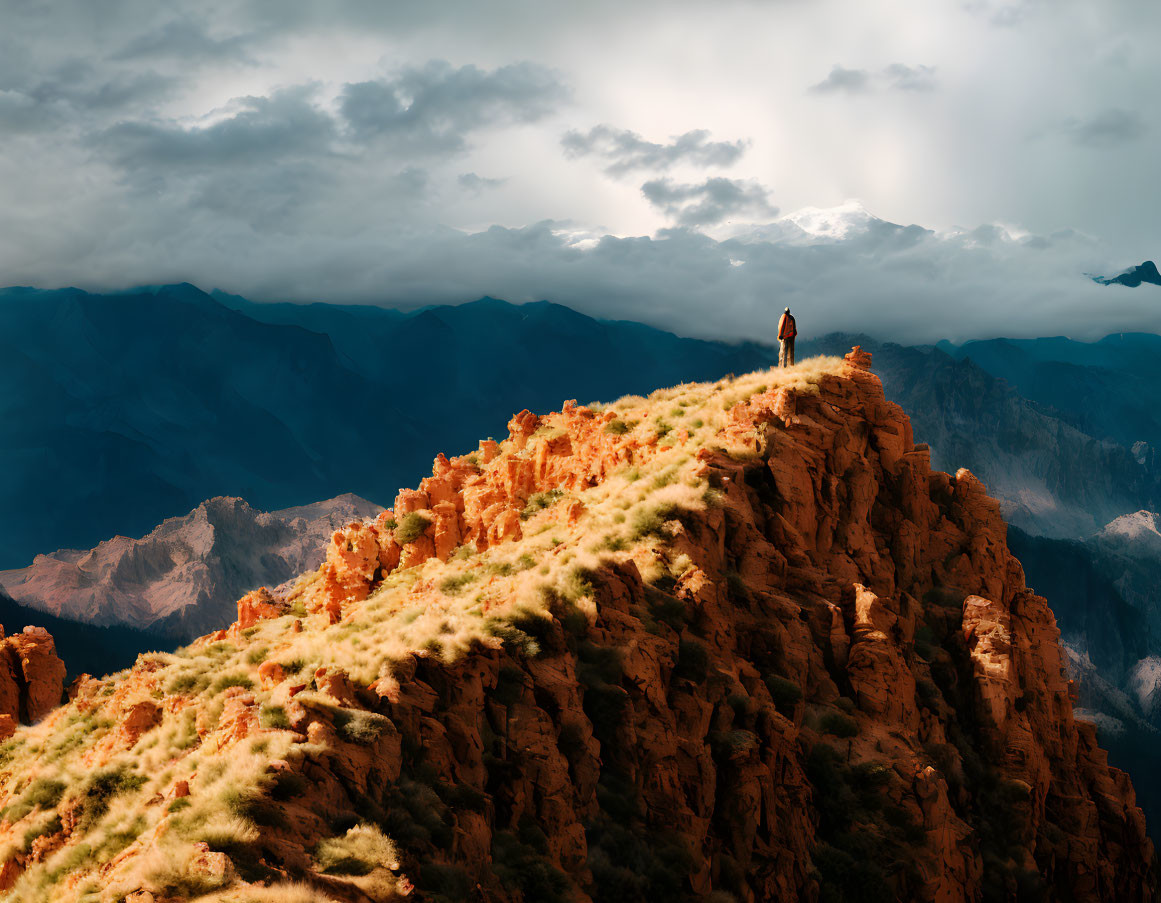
<box><xmin>339</xmin><ymin>61</ymin><xmax>567</xmax><ymax>153</ymax></box>
<box><xmin>97</xmin><ymin>87</ymin><xmax>337</xmax><ymax>168</ymax></box>
<box><xmin>808</xmin><ymin>66</ymin><xmax>871</xmax><ymax>94</ymax></box>
<box><xmin>0</xmin><ymin>43</ymin><xmax>175</xmax><ymax>132</ymax></box>
<box><xmin>26</xmin><ymin>64</ymin><xmax>178</xmax><ymax>113</ymax></box>
<box><xmin>641</xmin><ymin>177</ymin><xmax>777</xmax><ymax>226</ymax></box>
<box><xmin>1060</xmin><ymin>108</ymin><xmax>1148</xmax><ymax>148</ymax></box>
<box><xmin>561</xmin><ymin>125</ymin><xmax>748</xmax><ymax>176</ymax></box>
<box><xmin>113</xmin><ymin>18</ymin><xmax>256</xmax><ymax>64</ymax></box>
<box><xmin>0</xmin><ymin>91</ymin><xmax>61</xmax><ymax>133</ymax></box>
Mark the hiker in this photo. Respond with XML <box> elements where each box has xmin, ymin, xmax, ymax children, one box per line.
<box><xmin>778</xmin><ymin>306</ymin><xmax>797</xmax><ymax>367</ymax></box>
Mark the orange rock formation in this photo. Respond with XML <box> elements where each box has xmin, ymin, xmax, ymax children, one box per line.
<box><xmin>0</xmin><ymin>352</ymin><xmax>1153</xmax><ymax>902</ymax></box>
<box><xmin>0</xmin><ymin>625</ymin><xmax>66</xmax><ymax>734</ymax></box>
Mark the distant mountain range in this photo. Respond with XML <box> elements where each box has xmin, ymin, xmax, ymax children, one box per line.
<box><xmin>0</xmin><ymin>493</ymin><xmax>381</xmax><ymax>640</ymax></box>
<box><xmin>0</xmin><ymin>284</ymin><xmax>770</xmax><ymax>570</ymax></box>
<box><xmin>1094</xmin><ymin>260</ymin><xmax>1161</xmax><ymax>287</ymax></box>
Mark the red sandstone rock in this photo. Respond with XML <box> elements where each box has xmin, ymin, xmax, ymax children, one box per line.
<box><xmin>117</xmin><ymin>700</ymin><xmax>163</xmax><ymax>750</ymax></box>
<box><xmin>235</xmin><ymin>586</ymin><xmax>285</xmax><ymax>630</ymax></box>
<box><xmin>257</xmin><ymin>659</ymin><xmax>286</xmax><ymax>688</ymax></box>
<box><xmin>0</xmin><ymin>625</ymin><xmax>66</xmax><ymax>723</ymax></box>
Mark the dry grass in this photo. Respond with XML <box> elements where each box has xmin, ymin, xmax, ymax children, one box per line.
<box><xmin>0</xmin><ymin>357</ymin><xmax>844</xmax><ymax>902</ymax></box>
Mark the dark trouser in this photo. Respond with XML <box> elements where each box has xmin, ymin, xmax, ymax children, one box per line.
<box><xmin>779</xmin><ymin>337</ymin><xmax>795</xmax><ymax>367</ymax></box>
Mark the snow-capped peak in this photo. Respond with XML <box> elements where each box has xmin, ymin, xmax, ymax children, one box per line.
<box><xmin>777</xmin><ymin>199</ymin><xmax>881</xmax><ymax>239</ymax></box>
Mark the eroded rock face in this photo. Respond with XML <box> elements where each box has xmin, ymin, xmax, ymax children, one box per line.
<box><xmin>0</xmin><ymin>356</ymin><xmax>1153</xmax><ymax>902</ymax></box>
<box><xmin>221</xmin><ymin>354</ymin><xmax>1152</xmax><ymax>901</ymax></box>
<box><xmin>0</xmin><ymin>625</ymin><xmax>66</xmax><ymax>724</ymax></box>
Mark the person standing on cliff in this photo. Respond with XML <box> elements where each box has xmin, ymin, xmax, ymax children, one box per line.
<box><xmin>778</xmin><ymin>306</ymin><xmax>797</xmax><ymax>367</ymax></box>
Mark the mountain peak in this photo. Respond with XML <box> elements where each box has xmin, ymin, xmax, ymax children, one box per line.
<box><xmin>777</xmin><ymin>198</ymin><xmax>881</xmax><ymax>239</ymax></box>
<box><xmin>0</xmin><ymin>354</ymin><xmax>1152</xmax><ymax>900</ymax></box>
<box><xmin>1094</xmin><ymin>260</ymin><xmax>1161</xmax><ymax>287</ymax></box>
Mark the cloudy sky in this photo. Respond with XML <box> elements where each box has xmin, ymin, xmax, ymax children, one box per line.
<box><xmin>1</xmin><ymin>0</ymin><xmax>1158</xmax><ymax>343</ymax></box>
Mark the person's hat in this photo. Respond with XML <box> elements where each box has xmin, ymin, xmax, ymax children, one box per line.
<box><xmin>784</xmin><ymin>307</ymin><xmax>790</xmax><ymax>312</ymax></box>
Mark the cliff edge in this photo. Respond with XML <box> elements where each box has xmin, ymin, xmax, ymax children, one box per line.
<box><xmin>0</xmin><ymin>351</ymin><xmax>1152</xmax><ymax>902</ymax></box>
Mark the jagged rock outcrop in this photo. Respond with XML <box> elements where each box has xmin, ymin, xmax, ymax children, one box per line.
<box><xmin>0</xmin><ymin>354</ymin><xmax>1152</xmax><ymax>902</ymax></box>
<box><xmin>0</xmin><ymin>625</ymin><xmax>66</xmax><ymax>735</ymax></box>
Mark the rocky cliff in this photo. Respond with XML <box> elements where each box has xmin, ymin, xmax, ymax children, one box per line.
<box><xmin>0</xmin><ymin>352</ymin><xmax>1152</xmax><ymax>902</ymax></box>
<box><xmin>0</xmin><ymin>626</ymin><xmax>66</xmax><ymax>740</ymax></box>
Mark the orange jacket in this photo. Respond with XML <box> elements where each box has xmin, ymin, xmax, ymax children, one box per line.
<box><xmin>778</xmin><ymin>313</ymin><xmax>797</xmax><ymax>340</ymax></box>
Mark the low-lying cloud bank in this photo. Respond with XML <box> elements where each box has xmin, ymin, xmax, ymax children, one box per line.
<box><xmin>4</xmin><ymin>204</ymin><xmax>1154</xmax><ymax>346</ymax></box>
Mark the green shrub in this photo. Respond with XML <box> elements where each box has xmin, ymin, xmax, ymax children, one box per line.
<box><xmin>167</xmin><ymin>797</ymin><xmax>192</xmax><ymax>814</ymax></box>
<box><xmin>725</xmin><ymin>569</ymin><xmax>749</xmax><ymax>599</ymax></box>
<box><xmin>419</xmin><ymin>862</ymin><xmax>471</xmax><ymax>900</ymax></box>
<box><xmin>316</xmin><ymin>823</ymin><xmax>397</xmax><ymax>876</ymax></box>
<box><xmin>493</xmin><ymin>826</ymin><xmax>571</xmax><ymax>903</ymax></box>
<box><xmin>486</xmin><ymin>623</ymin><xmax>541</xmax><ymax>658</ymax></box>
<box><xmin>332</xmin><ymin>708</ymin><xmax>389</xmax><ymax>745</ymax></box>
<box><xmin>245</xmin><ymin>647</ymin><xmax>268</xmax><ymax>665</ymax></box>
<box><xmin>259</xmin><ymin>704</ymin><xmax>290</xmax><ymax>730</ymax></box>
<box><xmin>521</xmin><ymin>489</ymin><xmax>565</xmax><ymax>519</ymax></box>
<box><xmin>79</xmin><ymin>766</ymin><xmax>147</xmax><ymax>829</ymax></box>
<box><xmin>225</xmin><ymin>789</ymin><xmax>286</xmax><ymax>828</ymax></box>
<box><xmin>3</xmin><ymin>777</ymin><xmax>67</xmax><ymax>823</ymax></box>
<box><xmin>647</xmin><ymin>592</ymin><xmax>688</xmax><ymax>632</ymax></box>
<box><xmin>494</xmin><ymin>666</ymin><xmax>527</xmax><ymax>706</ymax></box>
<box><xmin>604</xmin><ymin>420</ymin><xmax>631</xmax><ymax>435</ymax></box>
<box><xmin>211</xmin><ymin>673</ymin><xmax>254</xmax><ymax>695</ymax></box>
<box><xmin>438</xmin><ymin>781</ymin><xmax>487</xmax><ymax>812</ymax></box>
<box><xmin>22</xmin><ymin>813</ymin><xmax>62</xmax><ymax>850</ymax></box>
<box><xmin>586</xmin><ymin>815</ymin><xmax>692</xmax><ymax>902</ymax></box>
<box><xmin>709</xmin><ymin>730</ymin><xmax>759</xmax><ymax>760</ymax></box>
<box><xmin>820</xmin><ymin>711</ymin><xmax>860</xmax><ymax>738</ymax></box>
<box><xmin>630</xmin><ymin>503</ymin><xmax>680</xmax><ymax>541</ymax></box>
<box><xmin>596</xmin><ymin>532</ymin><xmax>629</xmax><ymax>552</ymax></box>
<box><xmin>439</xmin><ymin>572</ymin><xmax>476</xmax><ymax>596</ymax></box>
<box><xmin>673</xmin><ymin>639</ymin><xmax>709</xmax><ymax>683</ymax></box>
<box><xmin>167</xmin><ymin>672</ymin><xmax>209</xmax><ymax>695</ymax></box>
<box><xmin>578</xmin><ymin>642</ymin><xmax>628</xmax><ymax>746</ymax></box>
<box><xmin>395</xmin><ymin>513</ymin><xmax>432</xmax><ymax>544</ymax></box>
<box><xmin>765</xmin><ymin>675</ymin><xmax>803</xmax><ymax>712</ymax></box>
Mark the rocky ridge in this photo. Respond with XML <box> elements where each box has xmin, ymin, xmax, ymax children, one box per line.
<box><xmin>0</xmin><ymin>352</ymin><xmax>1152</xmax><ymax>902</ymax></box>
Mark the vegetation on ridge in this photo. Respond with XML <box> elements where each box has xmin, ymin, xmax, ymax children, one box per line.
<box><xmin>0</xmin><ymin>359</ymin><xmax>845</xmax><ymax>901</ymax></box>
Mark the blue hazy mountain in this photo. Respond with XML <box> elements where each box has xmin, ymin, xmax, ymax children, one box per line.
<box><xmin>936</xmin><ymin>333</ymin><xmax>1161</xmax><ymax>460</ymax></box>
<box><xmin>0</xmin><ymin>284</ymin><xmax>773</xmax><ymax>569</ymax></box>
<box><xmin>1094</xmin><ymin>260</ymin><xmax>1161</xmax><ymax>287</ymax></box>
